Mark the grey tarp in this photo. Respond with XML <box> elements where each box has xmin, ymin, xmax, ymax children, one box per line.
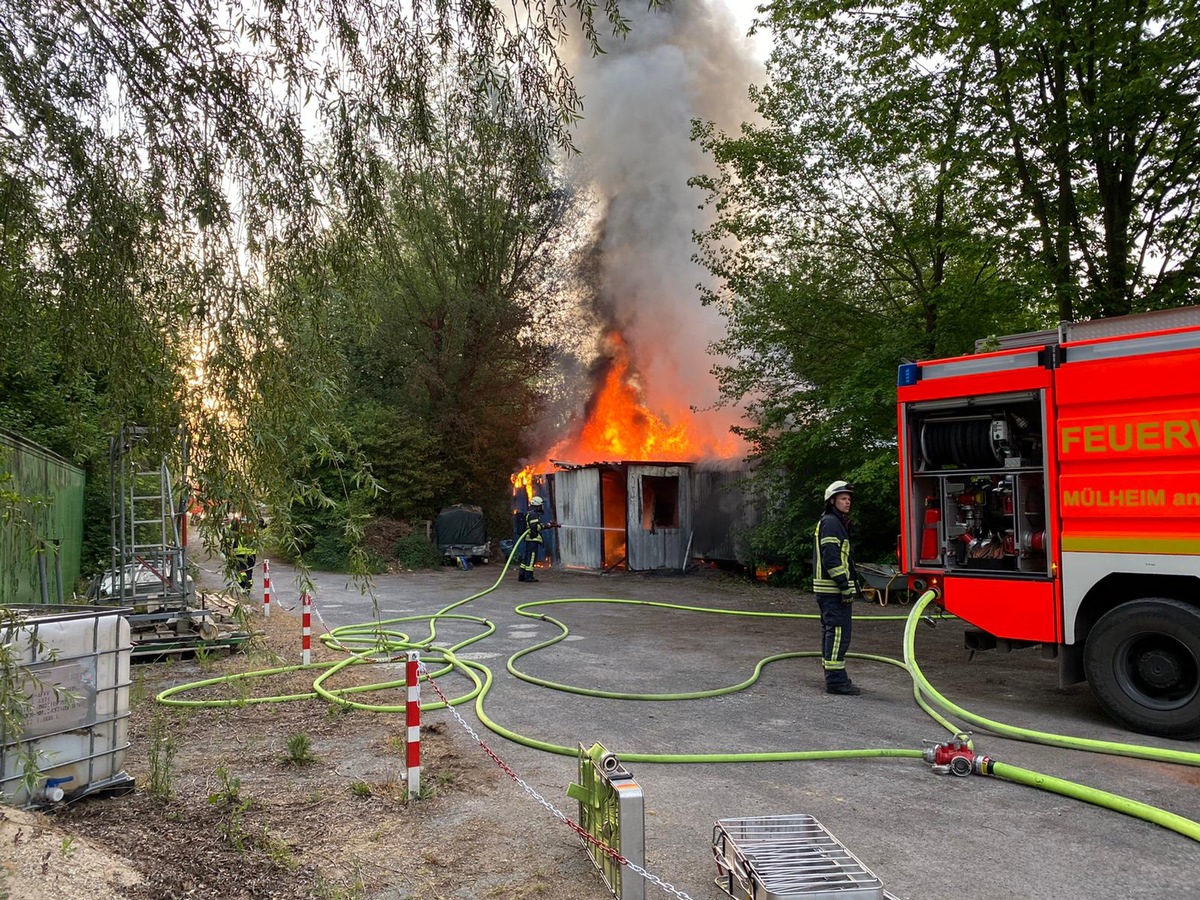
<box><xmin>433</xmin><ymin>504</ymin><xmax>489</xmax><ymax>557</ymax></box>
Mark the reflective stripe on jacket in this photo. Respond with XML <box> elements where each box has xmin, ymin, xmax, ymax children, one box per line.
<box><xmin>813</xmin><ymin>511</ymin><xmax>858</xmax><ymax>595</ymax></box>
<box><xmin>525</xmin><ymin>511</ymin><xmax>544</xmax><ymax>543</ymax></box>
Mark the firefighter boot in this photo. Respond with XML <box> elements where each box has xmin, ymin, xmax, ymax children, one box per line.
<box><xmin>826</xmin><ymin>681</ymin><xmax>862</xmax><ymax>696</ymax></box>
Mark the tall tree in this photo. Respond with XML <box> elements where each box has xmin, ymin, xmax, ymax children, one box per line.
<box><xmin>694</xmin><ymin>0</ymin><xmax>1200</xmax><ymax>570</ymax></box>
<box><xmin>757</xmin><ymin>0</ymin><xmax>1200</xmax><ymax>321</ymax></box>
<box><xmin>692</xmin><ymin>3</ymin><xmax>1042</xmax><ymax>567</ymax></box>
<box><xmin>330</xmin><ymin>76</ymin><xmax>575</xmax><ymax>535</ymax></box>
<box><xmin>0</xmin><ymin>0</ymin><xmax>651</xmax><ymax>567</ymax></box>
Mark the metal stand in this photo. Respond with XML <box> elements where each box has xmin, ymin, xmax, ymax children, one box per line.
<box><xmin>105</xmin><ymin>426</ymin><xmax>192</xmax><ymax>614</ymax></box>
<box><xmin>569</xmin><ymin>742</ymin><xmax>645</xmax><ymax>900</ymax></box>
<box><xmin>98</xmin><ymin>426</ymin><xmax>232</xmax><ymax>648</ymax></box>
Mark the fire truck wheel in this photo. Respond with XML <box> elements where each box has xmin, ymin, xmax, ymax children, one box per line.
<box><xmin>1084</xmin><ymin>598</ymin><xmax>1200</xmax><ymax>739</ymax></box>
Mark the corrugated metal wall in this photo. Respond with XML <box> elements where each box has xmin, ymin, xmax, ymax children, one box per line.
<box><xmin>554</xmin><ymin>468</ymin><xmax>604</xmax><ymax>569</ymax></box>
<box><xmin>542</xmin><ymin>461</ymin><xmax>757</xmax><ymax>572</ymax></box>
<box><xmin>0</xmin><ymin>428</ymin><xmax>85</xmax><ymax>605</ymax></box>
<box><xmin>691</xmin><ymin>466</ymin><xmax>758</xmax><ymax>564</ymax></box>
<box><xmin>626</xmin><ymin>464</ymin><xmax>692</xmax><ymax>571</ymax></box>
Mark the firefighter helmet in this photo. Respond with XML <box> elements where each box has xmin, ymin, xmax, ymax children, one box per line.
<box><xmin>824</xmin><ymin>480</ymin><xmax>854</xmax><ymax>502</ymax></box>
<box><xmin>530</xmin><ymin>496</ymin><xmax>544</xmax><ymax>507</ymax></box>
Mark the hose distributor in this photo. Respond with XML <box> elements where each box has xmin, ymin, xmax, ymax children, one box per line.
<box><xmin>922</xmin><ymin>733</ymin><xmax>995</xmax><ymax>777</ymax></box>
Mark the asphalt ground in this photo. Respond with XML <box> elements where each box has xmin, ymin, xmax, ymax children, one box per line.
<box><xmin>244</xmin><ymin>556</ymin><xmax>1200</xmax><ymax>900</ymax></box>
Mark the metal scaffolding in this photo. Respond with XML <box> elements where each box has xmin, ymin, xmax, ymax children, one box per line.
<box><xmin>106</xmin><ymin>425</ymin><xmax>194</xmax><ymax>620</ymax></box>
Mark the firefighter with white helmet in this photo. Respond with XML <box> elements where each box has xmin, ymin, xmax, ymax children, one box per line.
<box><xmin>813</xmin><ymin>480</ymin><xmax>863</xmax><ymax>694</ymax></box>
<box><xmin>518</xmin><ymin>496</ymin><xmax>552</xmax><ymax>583</ymax></box>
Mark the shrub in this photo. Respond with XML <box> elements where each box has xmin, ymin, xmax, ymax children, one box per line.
<box><xmin>394</xmin><ymin>533</ymin><xmax>441</xmax><ymax>569</ymax></box>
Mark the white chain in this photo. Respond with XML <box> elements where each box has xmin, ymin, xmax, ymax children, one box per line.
<box><xmin>424</xmin><ymin>669</ymin><xmax>696</xmax><ymax>900</ymax></box>
<box><xmin>620</xmin><ymin>860</ymin><xmax>697</xmax><ymax>900</ymax></box>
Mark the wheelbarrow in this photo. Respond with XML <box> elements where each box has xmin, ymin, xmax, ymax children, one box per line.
<box><xmin>856</xmin><ymin>562</ymin><xmax>909</xmax><ymax>606</ymax></box>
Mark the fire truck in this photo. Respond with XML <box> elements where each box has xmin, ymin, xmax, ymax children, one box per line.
<box><xmin>896</xmin><ymin>305</ymin><xmax>1200</xmax><ymax>739</ymax></box>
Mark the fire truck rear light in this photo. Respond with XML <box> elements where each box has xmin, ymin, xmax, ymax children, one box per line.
<box><xmin>897</xmin><ymin>362</ymin><xmax>920</xmax><ymax>386</ymax></box>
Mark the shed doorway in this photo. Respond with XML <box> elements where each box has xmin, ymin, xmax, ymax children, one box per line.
<box><xmin>600</xmin><ymin>468</ymin><xmax>628</xmax><ymax>568</ymax></box>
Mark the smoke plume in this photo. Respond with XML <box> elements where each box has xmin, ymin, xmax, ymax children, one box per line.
<box><xmin>537</xmin><ymin>1</ymin><xmax>762</xmax><ymax>463</ymax></box>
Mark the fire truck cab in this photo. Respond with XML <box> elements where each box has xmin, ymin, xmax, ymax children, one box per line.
<box><xmin>897</xmin><ymin>306</ymin><xmax>1200</xmax><ymax>739</ymax></box>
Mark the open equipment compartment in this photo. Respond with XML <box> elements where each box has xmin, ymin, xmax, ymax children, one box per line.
<box><xmin>904</xmin><ymin>390</ymin><xmax>1050</xmax><ymax>579</ymax></box>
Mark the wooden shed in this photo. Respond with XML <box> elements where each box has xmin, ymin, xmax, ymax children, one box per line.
<box><xmin>542</xmin><ymin>461</ymin><xmax>692</xmax><ymax>571</ymax></box>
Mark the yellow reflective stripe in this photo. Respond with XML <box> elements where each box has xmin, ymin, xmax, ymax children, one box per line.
<box><xmin>829</xmin><ymin>625</ymin><xmax>843</xmax><ymax>661</ymax></box>
<box><xmin>820</xmin><ymin>537</ymin><xmax>841</xmax><ymax>546</ymax></box>
<box><xmin>823</xmin><ymin>659</ymin><xmax>846</xmax><ymax>671</ymax></box>
<box><xmin>1062</xmin><ymin>535</ymin><xmax>1200</xmax><ymax>554</ymax></box>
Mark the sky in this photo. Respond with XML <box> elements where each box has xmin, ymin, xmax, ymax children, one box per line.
<box><xmin>720</xmin><ymin>0</ymin><xmax>772</xmax><ymax>60</ymax></box>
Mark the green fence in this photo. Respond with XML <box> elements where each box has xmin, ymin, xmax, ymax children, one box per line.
<box><xmin>0</xmin><ymin>428</ymin><xmax>85</xmax><ymax>605</ymax></box>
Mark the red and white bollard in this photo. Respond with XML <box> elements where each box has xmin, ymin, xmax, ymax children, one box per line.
<box><xmin>406</xmin><ymin>650</ymin><xmax>421</xmax><ymax>800</ymax></box>
<box><xmin>262</xmin><ymin>559</ymin><xmax>271</xmax><ymax>618</ymax></box>
<box><xmin>301</xmin><ymin>591</ymin><xmax>312</xmax><ymax>665</ymax></box>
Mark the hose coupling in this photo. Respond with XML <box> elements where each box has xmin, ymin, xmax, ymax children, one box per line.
<box><xmin>972</xmin><ymin>754</ymin><xmax>995</xmax><ymax>776</ymax></box>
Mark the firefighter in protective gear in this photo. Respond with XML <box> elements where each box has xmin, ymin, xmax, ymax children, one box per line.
<box><xmin>224</xmin><ymin>509</ymin><xmax>261</xmax><ymax>593</ymax></box>
<box><xmin>813</xmin><ymin>481</ymin><xmax>862</xmax><ymax>695</ymax></box>
<box><xmin>518</xmin><ymin>496</ymin><xmax>550</xmax><ymax>583</ymax></box>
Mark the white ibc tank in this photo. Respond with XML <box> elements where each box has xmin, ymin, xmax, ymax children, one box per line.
<box><xmin>1</xmin><ymin>607</ymin><xmax>131</xmax><ymax>806</ymax></box>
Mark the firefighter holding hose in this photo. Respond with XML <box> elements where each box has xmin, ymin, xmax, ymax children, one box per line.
<box><xmin>813</xmin><ymin>481</ymin><xmax>863</xmax><ymax>695</ymax></box>
<box><xmin>222</xmin><ymin>507</ymin><xmax>263</xmax><ymax>594</ymax></box>
<box><xmin>517</xmin><ymin>496</ymin><xmax>556</xmax><ymax>583</ymax></box>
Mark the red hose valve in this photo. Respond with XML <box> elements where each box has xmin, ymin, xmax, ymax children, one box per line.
<box><xmin>922</xmin><ymin>734</ymin><xmax>975</xmax><ymax>776</ymax></box>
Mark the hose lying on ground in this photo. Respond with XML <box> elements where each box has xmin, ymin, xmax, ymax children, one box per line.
<box><xmin>157</xmin><ymin>542</ymin><xmax>1200</xmax><ymax>845</ymax></box>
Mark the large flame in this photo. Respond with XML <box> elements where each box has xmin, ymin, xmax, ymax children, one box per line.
<box><xmin>512</xmin><ymin>466</ymin><xmax>538</xmax><ymax>503</ymax></box>
<box><xmin>577</xmin><ymin>335</ymin><xmax>694</xmax><ymax>460</ymax></box>
<box><xmin>511</xmin><ymin>329</ymin><xmax>737</xmax><ymax>494</ymax></box>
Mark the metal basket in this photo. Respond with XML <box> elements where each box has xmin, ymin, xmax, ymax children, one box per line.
<box><xmin>713</xmin><ymin>814</ymin><xmax>887</xmax><ymax>900</ymax></box>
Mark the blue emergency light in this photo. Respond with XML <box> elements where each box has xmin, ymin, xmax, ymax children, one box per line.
<box><xmin>897</xmin><ymin>362</ymin><xmax>921</xmax><ymax>386</ymax></box>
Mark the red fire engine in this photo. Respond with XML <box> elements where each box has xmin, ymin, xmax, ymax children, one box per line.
<box><xmin>897</xmin><ymin>305</ymin><xmax>1200</xmax><ymax>739</ymax></box>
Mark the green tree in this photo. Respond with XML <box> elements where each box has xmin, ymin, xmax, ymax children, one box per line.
<box><xmin>757</xmin><ymin>0</ymin><xmax>1200</xmax><ymax>321</ymax></box>
<box><xmin>334</xmin><ymin>79</ymin><xmax>575</xmax><ymax>539</ymax></box>
<box><xmin>0</xmin><ymin>1</ymin><xmax>654</xmax><ymax>572</ymax></box>
<box><xmin>693</xmin><ymin>8</ymin><xmax>1040</xmax><ymax>568</ymax></box>
<box><xmin>695</xmin><ymin>0</ymin><xmax>1200</xmax><ymax>571</ymax></box>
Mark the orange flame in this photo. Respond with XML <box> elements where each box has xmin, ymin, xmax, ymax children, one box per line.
<box><xmin>511</xmin><ymin>329</ymin><xmax>737</xmax><ymax>489</ymax></box>
<box><xmin>511</xmin><ymin>466</ymin><xmax>537</xmax><ymax>503</ymax></box>
<box><xmin>577</xmin><ymin>335</ymin><xmax>695</xmax><ymax>460</ymax></box>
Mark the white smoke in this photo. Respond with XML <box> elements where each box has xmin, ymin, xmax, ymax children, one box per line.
<box><xmin>547</xmin><ymin>1</ymin><xmax>763</xmax><ymax>460</ymax></box>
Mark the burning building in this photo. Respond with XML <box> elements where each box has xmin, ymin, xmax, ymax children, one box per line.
<box><xmin>510</xmin><ymin>3</ymin><xmax>764</xmax><ymax>572</ymax></box>
<box><xmin>515</xmin><ymin>459</ymin><xmax>758</xmax><ymax>573</ymax></box>
<box><xmin>511</xmin><ymin>330</ymin><xmax>759</xmax><ymax>572</ymax></box>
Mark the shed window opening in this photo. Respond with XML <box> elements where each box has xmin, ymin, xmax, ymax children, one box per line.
<box><xmin>641</xmin><ymin>475</ymin><xmax>680</xmax><ymax>530</ymax></box>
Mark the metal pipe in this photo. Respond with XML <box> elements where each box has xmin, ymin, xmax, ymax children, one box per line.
<box><xmin>52</xmin><ymin>539</ymin><xmax>64</xmax><ymax>604</ymax></box>
<box><xmin>37</xmin><ymin>543</ymin><xmax>49</xmax><ymax>604</ymax></box>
